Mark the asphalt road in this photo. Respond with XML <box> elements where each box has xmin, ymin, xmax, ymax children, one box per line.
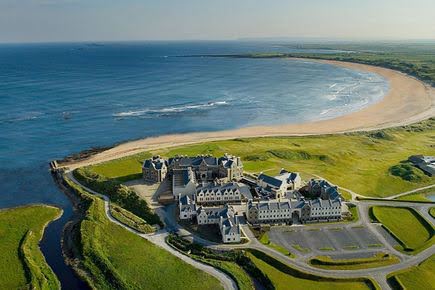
<box><xmin>67</xmin><ymin>172</ymin><xmax>237</xmax><ymax>290</ymax></box>
<box><xmin>68</xmin><ymin>171</ymin><xmax>434</xmax><ymax>290</ymax></box>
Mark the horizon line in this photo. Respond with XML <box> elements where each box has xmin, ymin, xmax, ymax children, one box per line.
<box><xmin>1</xmin><ymin>37</ymin><xmax>435</xmax><ymax>46</ymax></box>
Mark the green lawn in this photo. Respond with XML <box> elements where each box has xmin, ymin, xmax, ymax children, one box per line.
<box><xmin>89</xmin><ymin>151</ymin><xmax>151</xmax><ymax>182</ymax></box>
<box><xmin>73</xmin><ymin>167</ymin><xmax>162</xmax><ymax>227</ymax></box>
<box><xmin>202</xmin><ymin>259</ymin><xmax>254</xmax><ymax>290</ymax></box>
<box><xmin>348</xmin><ymin>204</ymin><xmax>359</xmax><ymax>222</ymax></box>
<box><xmin>247</xmin><ymin>250</ymin><xmax>377</xmax><ymax>290</ymax></box>
<box><xmin>165</xmin><ymin>233</ymin><xmax>255</xmax><ymax>290</ymax></box>
<box><xmin>88</xmin><ymin>119</ymin><xmax>435</xmax><ymax>198</ymax></box>
<box><xmin>430</xmin><ymin>207</ymin><xmax>435</xmax><ymax>219</ymax></box>
<box><xmin>388</xmin><ymin>255</ymin><xmax>435</xmax><ymax>290</ymax></box>
<box><xmin>309</xmin><ymin>253</ymin><xmax>399</xmax><ymax>270</ymax></box>
<box><xmin>396</xmin><ymin>187</ymin><xmax>435</xmax><ymax>202</ymax></box>
<box><xmin>0</xmin><ymin>205</ymin><xmax>62</xmax><ymax>290</ymax></box>
<box><xmin>340</xmin><ymin>190</ymin><xmax>352</xmax><ymax>201</ymax></box>
<box><xmin>371</xmin><ymin>206</ymin><xmax>434</xmax><ymax>253</ymax></box>
<box><xmin>109</xmin><ymin>203</ymin><xmax>154</xmax><ymax>234</ymax></box>
<box><xmin>68</xmin><ymin>178</ymin><xmax>222</xmax><ymax>290</ymax></box>
<box><xmin>259</xmin><ymin>231</ymin><xmax>295</xmax><ymax>258</ymax></box>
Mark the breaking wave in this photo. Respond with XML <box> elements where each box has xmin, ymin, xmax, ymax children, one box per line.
<box><xmin>0</xmin><ymin>111</ymin><xmax>45</xmax><ymax>124</ymax></box>
<box><xmin>113</xmin><ymin>100</ymin><xmax>229</xmax><ymax>118</ymax></box>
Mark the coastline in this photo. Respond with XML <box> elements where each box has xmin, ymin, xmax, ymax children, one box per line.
<box><xmin>60</xmin><ymin>58</ymin><xmax>435</xmax><ymax>169</ymax></box>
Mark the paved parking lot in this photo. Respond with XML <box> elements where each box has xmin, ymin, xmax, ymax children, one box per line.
<box><xmin>268</xmin><ymin>225</ymin><xmax>386</xmax><ymax>255</ymax></box>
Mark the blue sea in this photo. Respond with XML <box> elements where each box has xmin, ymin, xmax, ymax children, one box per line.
<box><xmin>0</xmin><ymin>41</ymin><xmax>388</xmax><ymax>288</ymax></box>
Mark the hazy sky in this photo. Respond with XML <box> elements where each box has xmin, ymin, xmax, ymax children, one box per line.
<box><xmin>0</xmin><ymin>0</ymin><xmax>434</xmax><ymax>43</ymax></box>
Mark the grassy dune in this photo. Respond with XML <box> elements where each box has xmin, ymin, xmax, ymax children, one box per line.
<box><xmin>65</xmin><ymin>177</ymin><xmax>222</xmax><ymax>290</ymax></box>
<box><xmin>0</xmin><ymin>205</ymin><xmax>61</xmax><ymax>290</ymax></box>
<box><xmin>247</xmin><ymin>250</ymin><xmax>378</xmax><ymax>290</ymax></box>
<box><xmin>371</xmin><ymin>206</ymin><xmax>434</xmax><ymax>253</ymax></box>
<box><xmin>88</xmin><ymin>119</ymin><xmax>435</xmax><ymax>198</ymax></box>
<box><xmin>156</xmin><ymin>123</ymin><xmax>434</xmax><ymax>198</ymax></box>
<box><xmin>388</xmin><ymin>255</ymin><xmax>435</xmax><ymax>290</ymax></box>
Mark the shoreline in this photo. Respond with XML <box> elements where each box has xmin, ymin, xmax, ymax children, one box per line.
<box><xmin>59</xmin><ymin>58</ymin><xmax>435</xmax><ymax>169</ymax></box>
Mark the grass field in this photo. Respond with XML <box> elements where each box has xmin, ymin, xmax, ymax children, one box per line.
<box><xmin>259</xmin><ymin>231</ymin><xmax>295</xmax><ymax>258</ymax></box>
<box><xmin>87</xmin><ymin>119</ymin><xmax>435</xmax><ymax>198</ymax></box>
<box><xmin>236</xmin><ymin>42</ymin><xmax>435</xmax><ymax>86</ymax></box>
<box><xmin>201</xmin><ymin>259</ymin><xmax>253</xmax><ymax>290</ymax></box>
<box><xmin>340</xmin><ymin>190</ymin><xmax>352</xmax><ymax>201</ymax></box>
<box><xmin>165</xmin><ymin>234</ymin><xmax>255</xmax><ymax>290</ymax></box>
<box><xmin>0</xmin><ymin>205</ymin><xmax>61</xmax><ymax>290</ymax></box>
<box><xmin>430</xmin><ymin>207</ymin><xmax>435</xmax><ymax>219</ymax></box>
<box><xmin>395</xmin><ymin>187</ymin><xmax>435</xmax><ymax>202</ymax></box>
<box><xmin>109</xmin><ymin>203</ymin><xmax>154</xmax><ymax>234</ymax></box>
<box><xmin>66</xmin><ymin>178</ymin><xmax>222</xmax><ymax>290</ymax></box>
<box><xmin>309</xmin><ymin>253</ymin><xmax>400</xmax><ymax>270</ymax></box>
<box><xmin>388</xmin><ymin>255</ymin><xmax>435</xmax><ymax>290</ymax></box>
<box><xmin>371</xmin><ymin>206</ymin><xmax>434</xmax><ymax>253</ymax></box>
<box><xmin>73</xmin><ymin>167</ymin><xmax>162</xmax><ymax>227</ymax></box>
<box><xmin>347</xmin><ymin>204</ymin><xmax>359</xmax><ymax>222</ymax></box>
<box><xmin>89</xmin><ymin>151</ymin><xmax>152</xmax><ymax>182</ymax></box>
<box><xmin>246</xmin><ymin>250</ymin><xmax>378</xmax><ymax>290</ymax></box>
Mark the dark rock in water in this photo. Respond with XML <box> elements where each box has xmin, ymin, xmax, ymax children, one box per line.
<box><xmin>62</xmin><ymin>112</ymin><xmax>72</xmax><ymax>120</ymax></box>
<box><xmin>57</xmin><ymin>146</ymin><xmax>113</xmax><ymax>165</ymax></box>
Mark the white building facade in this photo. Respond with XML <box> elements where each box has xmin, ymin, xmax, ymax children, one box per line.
<box><xmin>195</xmin><ymin>182</ymin><xmax>251</xmax><ymax>205</ymax></box>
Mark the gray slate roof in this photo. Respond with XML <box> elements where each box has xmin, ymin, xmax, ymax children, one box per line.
<box><xmin>143</xmin><ymin>156</ymin><xmax>167</xmax><ymax>170</ymax></box>
<box><xmin>179</xmin><ymin>195</ymin><xmax>196</xmax><ymax>212</ymax></box>
<box><xmin>309</xmin><ymin>198</ymin><xmax>341</xmax><ymax>208</ymax></box>
<box><xmin>169</xmin><ymin>156</ymin><xmax>218</xmax><ymax>167</ymax></box>
<box><xmin>221</xmin><ymin>216</ymin><xmax>240</xmax><ymax>235</ymax></box>
<box><xmin>173</xmin><ymin>168</ymin><xmax>195</xmax><ymax>187</ymax></box>
<box><xmin>197</xmin><ymin>206</ymin><xmax>230</xmax><ymax>219</ymax></box>
<box><xmin>253</xmin><ymin>199</ymin><xmax>292</xmax><ymax>211</ymax></box>
<box><xmin>196</xmin><ymin>182</ymin><xmax>252</xmax><ymax>200</ymax></box>
<box><xmin>258</xmin><ymin>173</ymin><xmax>283</xmax><ymax>188</ymax></box>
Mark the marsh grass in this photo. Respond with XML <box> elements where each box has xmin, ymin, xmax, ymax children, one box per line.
<box><xmin>0</xmin><ymin>205</ymin><xmax>61</xmax><ymax>290</ymax></box>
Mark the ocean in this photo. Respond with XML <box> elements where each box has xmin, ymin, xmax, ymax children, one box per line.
<box><xmin>0</xmin><ymin>41</ymin><xmax>388</xmax><ymax>288</ymax></box>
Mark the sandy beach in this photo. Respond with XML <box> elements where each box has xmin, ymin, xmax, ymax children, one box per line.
<box><xmin>63</xmin><ymin>59</ymin><xmax>435</xmax><ymax>169</ymax></box>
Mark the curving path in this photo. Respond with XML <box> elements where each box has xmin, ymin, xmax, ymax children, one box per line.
<box><xmin>66</xmin><ymin>172</ymin><xmax>237</xmax><ymax>290</ymax></box>
<box><xmin>67</xmin><ymin>171</ymin><xmax>435</xmax><ymax>290</ymax></box>
<box><xmin>384</xmin><ymin>184</ymin><xmax>435</xmax><ymax>200</ymax></box>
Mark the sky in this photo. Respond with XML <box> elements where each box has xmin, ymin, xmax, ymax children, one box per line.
<box><xmin>0</xmin><ymin>0</ymin><xmax>434</xmax><ymax>43</ymax></box>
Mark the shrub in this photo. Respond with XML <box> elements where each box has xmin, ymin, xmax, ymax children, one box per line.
<box><xmin>73</xmin><ymin>168</ymin><xmax>162</xmax><ymax>227</ymax></box>
<box><xmin>367</xmin><ymin>131</ymin><xmax>394</xmax><ymax>141</ymax></box>
<box><xmin>389</xmin><ymin>163</ymin><xmax>421</xmax><ymax>182</ymax></box>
